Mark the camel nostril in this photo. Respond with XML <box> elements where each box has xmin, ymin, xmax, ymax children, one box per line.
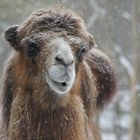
<box><xmin>70</xmin><ymin>60</ymin><xmax>74</xmax><ymax>65</ymax></box>
<box><xmin>55</xmin><ymin>55</ymin><xmax>74</xmax><ymax>66</ymax></box>
<box><xmin>61</xmin><ymin>82</ymin><xmax>67</xmax><ymax>86</ymax></box>
<box><xmin>55</xmin><ymin>56</ymin><xmax>64</xmax><ymax>64</ymax></box>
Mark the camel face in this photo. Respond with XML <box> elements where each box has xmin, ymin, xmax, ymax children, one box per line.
<box><xmin>45</xmin><ymin>37</ymin><xmax>75</xmax><ymax>94</ymax></box>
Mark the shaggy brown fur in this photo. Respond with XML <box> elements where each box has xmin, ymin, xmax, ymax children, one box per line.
<box><xmin>1</xmin><ymin>7</ymin><xmax>116</xmax><ymax>140</ymax></box>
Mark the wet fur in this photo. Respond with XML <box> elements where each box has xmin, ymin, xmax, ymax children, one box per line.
<box><xmin>1</xmin><ymin>7</ymin><xmax>116</xmax><ymax>140</ymax></box>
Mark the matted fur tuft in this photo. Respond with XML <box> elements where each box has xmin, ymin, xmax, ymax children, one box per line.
<box><xmin>18</xmin><ymin>7</ymin><xmax>95</xmax><ymax>46</ymax></box>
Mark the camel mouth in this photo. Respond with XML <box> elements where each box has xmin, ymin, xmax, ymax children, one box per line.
<box><xmin>50</xmin><ymin>79</ymin><xmax>71</xmax><ymax>94</ymax></box>
<box><xmin>52</xmin><ymin>80</ymin><xmax>69</xmax><ymax>89</ymax></box>
<box><xmin>46</xmin><ymin>72</ymin><xmax>72</xmax><ymax>94</ymax></box>
<box><xmin>61</xmin><ymin>82</ymin><xmax>67</xmax><ymax>87</ymax></box>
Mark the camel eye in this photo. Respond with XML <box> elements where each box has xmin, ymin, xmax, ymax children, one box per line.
<box><xmin>26</xmin><ymin>39</ymin><xmax>40</xmax><ymax>57</ymax></box>
<box><xmin>77</xmin><ymin>45</ymin><xmax>87</xmax><ymax>61</ymax></box>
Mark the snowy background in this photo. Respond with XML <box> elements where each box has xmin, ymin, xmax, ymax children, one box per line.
<box><xmin>0</xmin><ymin>0</ymin><xmax>140</xmax><ymax>140</ymax></box>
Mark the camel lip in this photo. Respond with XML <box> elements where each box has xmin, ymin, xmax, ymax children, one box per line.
<box><xmin>51</xmin><ymin>80</ymin><xmax>69</xmax><ymax>89</ymax></box>
<box><xmin>46</xmin><ymin>72</ymin><xmax>71</xmax><ymax>94</ymax></box>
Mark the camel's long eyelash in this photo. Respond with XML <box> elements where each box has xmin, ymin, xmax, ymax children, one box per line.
<box><xmin>76</xmin><ymin>44</ymin><xmax>87</xmax><ymax>61</ymax></box>
<box><xmin>26</xmin><ymin>39</ymin><xmax>40</xmax><ymax>58</ymax></box>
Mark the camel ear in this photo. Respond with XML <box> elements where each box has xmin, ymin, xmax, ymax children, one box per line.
<box><xmin>4</xmin><ymin>25</ymin><xmax>20</xmax><ymax>50</ymax></box>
